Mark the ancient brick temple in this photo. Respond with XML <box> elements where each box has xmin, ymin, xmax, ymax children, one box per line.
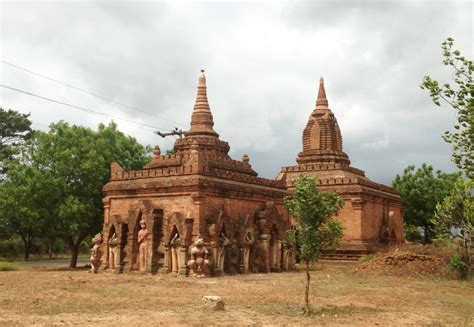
<box><xmin>276</xmin><ymin>78</ymin><xmax>403</xmax><ymax>255</ymax></box>
<box><xmin>102</xmin><ymin>72</ymin><xmax>403</xmax><ymax>274</ymax></box>
<box><xmin>102</xmin><ymin>71</ymin><xmax>295</xmax><ymax>275</ymax></box>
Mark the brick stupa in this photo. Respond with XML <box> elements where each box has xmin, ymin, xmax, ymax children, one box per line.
<box><xmin>102</xmin><ymin>70</ymin><xmax>294</xmax><ymax>274</ymax></box>
<box><xmin>276</xmin><ymin>78</ymin><xmax>403</xmax><ymax>255</ymax></box>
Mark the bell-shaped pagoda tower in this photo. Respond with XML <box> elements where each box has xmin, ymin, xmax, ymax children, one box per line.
<box><xmin>277</xmin><ymin>77</ymin><xmax>403</xmax><ymax>255</ymax></box>
<box><xmin>297</xmin><ymin>77</ymin><xmax>350</xmax><ymax>166</ymax></box>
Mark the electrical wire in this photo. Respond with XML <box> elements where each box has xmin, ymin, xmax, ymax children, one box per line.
<box><xmin>0</xmin><ymin>83</ymin><xmax>172</xmax><ymax>132</ymax></box>
<box><xmin>1</xmin><ymin>59</ymin><xmax>188</xmax><ymax>128</ymax></box>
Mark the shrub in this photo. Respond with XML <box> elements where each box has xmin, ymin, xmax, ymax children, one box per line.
<box><xmin>448</xmin><ymin>253</ymin><xmax>468</xmax><ymax>279</ymax></box>
<box><xmin>404</xmin><ymin>224</ymin><xmax>423</xmax><ymax>243</ymax></box>
<box><xmin>359</xmin><ymin>254</ymin><xmax>374</xmax><ymax>263</ymax></box>
<box><xmin>0</xmin><ymin>238</ymin><xmax>25</xmax><ymax>260</ymax></box>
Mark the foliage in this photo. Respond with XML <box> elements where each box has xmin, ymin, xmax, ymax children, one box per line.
<box><xmin>403</xmin><ymin>223</ymin><xmax>423</xmax><ymax>243</ymax></box>
<box><xmin>392</xmin><ymin>164</ymin><xmax>461</xmax><ymax>243</ymax></box>
<box><xmin>448</xmin><ymin>252</ymin><xmax>468</xmax><ymax>279</ymax></box>
<box><xmin>284</xmin><ymin>174</ymin><xmax>344</xmax><ymax>314</ymax></box>
<box><xmin>0</xmin><ymin>164</ymin><xmax>57</xmax><ymax>259</ymax></box>
<box><xmin>0</xmin><ymin>121</ymin><xmax>150</xmax><ymax>266</ymax></box>
<box><xmin>421</xmin><ymin>38</ymin><xmax>474</xmax><ymax>179</ymax></box>
<box><xmin>0</xmin><ymin>238</ymin><xmax>25</xmax><ymax>260</ymax></box>
<box><xmin>359</xmin><ymin>254</ymin><xmax>374</xmax><ymax>263</ymax></box>
<box><xmin>0</xmin><ymin>107</ymin><xmax>32</xmax><ymax>177</ymax></box>
<box><xmin>0</xmin><ymin>261</ymin><xmax>19</xmax><ymax>271</ymax></box>
<box><xmin>433</xmin><ymin>179</ymin><xmax>473</xmax><ymax>279</ymax></box>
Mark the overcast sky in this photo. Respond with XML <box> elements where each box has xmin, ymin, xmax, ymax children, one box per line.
<box><xmin>0</xmin><ymin>0</ymin><xmax>472</xmax><ymax>184</ymax></box>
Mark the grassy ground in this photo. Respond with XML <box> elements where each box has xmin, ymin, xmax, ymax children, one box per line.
<box><xmin>0</xmin><ymin>261</ymin><xmax>19</xmax><ymax>271</ymax></box>
<box><xmin>0</xmin><ymin>262</ymin><xmax>472</xmax><ymax>326</ymax></box>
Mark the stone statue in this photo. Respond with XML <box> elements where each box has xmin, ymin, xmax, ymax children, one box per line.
<box><xmin>170</xmin><ymin>233</ymin><xmax>181</xmax><ymax>273</ymax></box>
<box><xmin>217</xmin><ymin>232</ymin><xmax>232</xmax><ymax>272</ymax></box>
<box><xmin>243</xmin><ymin>231</ymin><xmax>255</xmax><ymax>273</ymax></box>
<box><xmin>90</xmin><ymin>233</ymin><xmax>103</xmax><ymax>273</ymax></box>
<box><xmin>188</xmin><ymin>237</ymin><xmax>209</xmax><ymax>278</ymax></box>
<box><xmin>138</xmin><ymin>219</ymin><xmax>148</xmax><ymax>272</ymax></box>
<box><xmin>107</xmin><ymin>233</ymin><xmax>119</xmax><ymax>270</ymax></box>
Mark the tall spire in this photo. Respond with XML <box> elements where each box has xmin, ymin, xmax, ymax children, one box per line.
<box><xmin>315</xmin><ymin>76</ymin><xmax>329</xmax><ymax>110</ymax></box>
<box><xmin>187</xmin><ymin>69</ymin><xmax>219</xmax><ymax>137</ymax></box>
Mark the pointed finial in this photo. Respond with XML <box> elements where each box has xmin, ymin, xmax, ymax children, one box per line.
<box><xmin>316</xmin><ymin>76</ymin><xmax>329</xmax><ymax>110</ymax></box>
<box><xmin>199</xmin><ymin>69</ymin><xmax>206</xmax><ymax>87</ymax></box>
<box><xmin>187</xmin><ymin>69</ymin><xmax>218</xmax><ymax>137</ymax></box>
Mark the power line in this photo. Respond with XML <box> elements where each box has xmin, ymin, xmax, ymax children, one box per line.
<box><xmin>31</xmin><ymin>121</ymin><xmax>50</xmax><ymax>128</ymax></box>
<box><xmin>0</xmin><ymin>83</ymin><xmax>171</xmax><ymax>132</ymax></box>
<box><xmin>0</xmin><ymin>59</ymin><xmax>188</xmax><ymax>128</ymax></box>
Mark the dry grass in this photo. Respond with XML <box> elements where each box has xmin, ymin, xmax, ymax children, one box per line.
<box><xmin>0</xmin><ymin>262</ymin><xmax>472</xmax><ymax>326</ymax></box>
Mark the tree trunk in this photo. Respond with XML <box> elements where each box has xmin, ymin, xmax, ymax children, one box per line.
<box><xmin>21</xmin><ymin>236</ymin><xmax>31</xmax><ymax>260</ymax></box>
<box><xmin>66</xmin><ymin>237</ymin><xmax>80</xmax><ymax>268</ymax></box>
<box><xmin>463</xmin><ymin>232</ymin><xmax>472</xmax><ymax>278</ymax></box>
<box><xmin>48</xmin><ymin>238</ymin><xmax>53</xmax><ymax>260</ymax></box>
<box><xmin>304</xmin><ymin>260</ymin><xmax>310</xmax><ymax>314</ymax></box>
<box><xmin>66</xmin><ymin>232</ymin><xmax>89</xmax><ymax>268</ymax></box>
<box><xmin>70</xmin><ymin>245</ymin><xmax>79</xmax><ymax>268</ymax></box>
<box><xmin>423</xmin><ymin>225</ymin><xmax>430</xmax><ymax>244</ymax></box>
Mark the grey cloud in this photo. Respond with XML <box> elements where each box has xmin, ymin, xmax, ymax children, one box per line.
<box><xmin>0</xmin><ymin>1</ymin><xmax>471</xmax><ymax>185</ymax></box>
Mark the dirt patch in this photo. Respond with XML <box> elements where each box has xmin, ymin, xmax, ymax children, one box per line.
<box><xmin>0</xmin><ymin>261</ymin><xmax>472</xmax><ymax>326</ymax></box>
<box><xmin>357</xmin><ymin>251</ymin><xmax>450</xmax><ymax>277</ymax></box>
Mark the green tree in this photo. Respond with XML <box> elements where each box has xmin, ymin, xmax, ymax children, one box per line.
<box><xmin>0</xmin><ymin>163</ymin><xmax>58</xmax><ymax>259</ymax></box>
<box><xmin>392</xmin><ymin>164</ymin><xmax>461</xmax><ymax>243</ymax></box>
<box><xmin>421</xmin><ymin>38</ymin><xmax>474</xmax><ymax>179</ymax></box>
<box><xmin>1</xmin><ymin>121</ymin><xmax>150</xmax><ymax>267</ymax></box>
<box><xmin>0</xmin><ymin>107</ymin><xmax>32</xmax><ymax>177</ymax></box>
<box><xmin>433</xmin><ymin>179</ymin><xmax>473</xmax><ymax>278</ymax></box>
<box><xmin>284</xmin><ymin>175</ymin><xmax>344</xmax><ymax>314</ymax></box>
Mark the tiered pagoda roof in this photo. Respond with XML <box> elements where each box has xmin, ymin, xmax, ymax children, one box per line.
<box><xmin>106</xmin><ymin>70</ymin><xmax>286</xmax><ymax>194</ymax></box>
<box><xmin>277</xmin><ymin>77</ymin><xmax>400</xmax><ymax>199</ymax></box>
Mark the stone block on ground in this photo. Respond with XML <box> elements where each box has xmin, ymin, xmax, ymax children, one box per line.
<box><xmin>202</xmin><ymin>295</ymin><xmax>225</xmax><ymax>311</ymax></box>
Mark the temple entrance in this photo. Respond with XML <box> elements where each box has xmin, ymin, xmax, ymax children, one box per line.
<box><xmin>150</xmin><ymin>209</ymin><xmax>163</xmax><ymax>274</ymax></box>
<box><xmin>223</xmin><ymin>231</ymin><xmax>240</xmax><ymax>274</ymax></box>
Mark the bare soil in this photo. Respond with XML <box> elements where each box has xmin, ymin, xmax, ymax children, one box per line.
<box><xmin>0</xmin><ymin>260</ymin><xmax>473</xmax><ymax>326</ymax></box>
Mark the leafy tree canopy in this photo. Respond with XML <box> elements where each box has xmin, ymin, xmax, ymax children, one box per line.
<box><xmin>421</xmin><ymin>38</ymin><xmax>474</xmax><ymax>179</ymax></box>
<box><xmin>0</xmin><ymin>121</ymin><xmax>150</xmax><ymax>266</ymax></box>
<box><xmin>0</xmin><ymin>107</ymin><xmax>32</xmax><ymax>176</ymax></box>
<box><xmin>392</xmin><ymin>163</ymin><xmax>461</xmax><ymax>243</ymax></box>
<box><xmin>433</xmin><ymin>179</ymin><xmax>473</xmax><ymax>278</ymax></box>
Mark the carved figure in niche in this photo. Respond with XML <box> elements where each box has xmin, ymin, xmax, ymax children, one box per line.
<box><xmin>243</xmin><ymin>231</ymin><xmax>255</xmax><ymax>273</ymax></box>
<box><xmin>170</xmin><ymin>232</ymin><xmax>181</xmax><ymax>273</ymax></box>
<box><xmin>138</xmin><ymin>219</ymin><xmax>148</xmax><ymax>272</ymax></box>
<box><xmin>281</xmin><ymin>241</ymin><xmax>294</xmax><ymax>270</ymax></box>
<box><xmin>187</xmin><ymin>237</ymin><xmax>209</xmax><ymax>278</ymax></box>
<box><xmin>217</xmin><ymin>232</ymin><xmax>232</xmax><ymax>272</ymax></box>
<box><xmin>90</xmin><ymin>233</ymin><xmax>103</xmax><ymax>273</ymax></box>
<box><xmin>108</xmin><ymin>233</ymin><xmax>119</xmax><ymax>270</ymax></box>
